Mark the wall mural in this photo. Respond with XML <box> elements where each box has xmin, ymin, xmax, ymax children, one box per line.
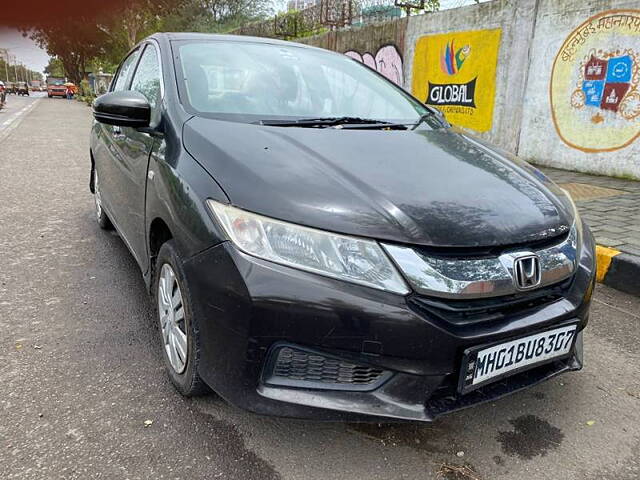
<box><xmin>551</xmin><ymin>10</ymin><xmax>640</xmax><ymax>152</ymax></box>
<box><xmin>344</xmin><ymin>44</ymin><xmax>404</xmax><ymax>86</ymax></box>
<box><xmin>411</xmin><ymin>29</ymin><xmax>501</xmax><ymax>133</ymax></box>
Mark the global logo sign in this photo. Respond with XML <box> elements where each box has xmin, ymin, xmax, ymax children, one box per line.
<box><xmin>427</xmin><ymin>78</ymin><xmax>477</xmax><ymax>107</ymax></box>
<box><xmin>411</xmin><ymin>29</ymin><xmax>501</xmax><ymax>133</ymax></box>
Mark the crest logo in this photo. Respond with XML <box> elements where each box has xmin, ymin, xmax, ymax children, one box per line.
<box><xmin>551</xmin><ymin>10</ymin><xmax>640</xmax><ymax>152</ymax></box>
<box><xmin>573</xmin><ymin>52</ymin><xmax>638</xmax><ymax>120</ymax></box>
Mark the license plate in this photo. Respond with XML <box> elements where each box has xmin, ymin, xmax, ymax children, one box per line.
<box><xmin>459</xmin><ymin>324</ymin><xmax>578</xmax><ymax>393</ymax></box>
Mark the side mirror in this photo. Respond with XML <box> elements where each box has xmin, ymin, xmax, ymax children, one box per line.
<box><xmin>93</xmin><ymin>91</ymin><xmax>150</xmax><ymax>128</ymax></box>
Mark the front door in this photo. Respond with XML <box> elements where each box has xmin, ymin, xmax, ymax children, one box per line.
<box><xmin>94</xmin><ymin>47</ymin><xmax>140</xmax><ymax>249</ymax></box>
<box><xmin>111</xmin><ymin>43</ymin><xmax>164</xmax><ymax>273</ymax></box>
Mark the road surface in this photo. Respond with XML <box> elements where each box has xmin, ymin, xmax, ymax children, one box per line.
<box><xmin>0</xmin><ymin>98</ymin><xmax>638</xmax><ymax>480</ymax></box>
<box><xmin>0</xmin><ymin>92</ymin><xmax>44</xmax><ymax>142</ymax></box>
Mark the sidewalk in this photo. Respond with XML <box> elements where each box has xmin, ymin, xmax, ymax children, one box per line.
<box><xmin>541</xmin><ymin>166</ymin><xmax>640</xmax><ymax>295</ymax></box>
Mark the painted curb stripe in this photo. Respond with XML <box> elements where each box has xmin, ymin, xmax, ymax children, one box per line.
<box><xmin>595</xmin><ymin>245</ymin><xmax>621</xmax><ymax>283</ymax></box>
<box><xmin>603</xmin><ymin>252</ymin><xmax>640</xmax><ymax>296</ymax></box>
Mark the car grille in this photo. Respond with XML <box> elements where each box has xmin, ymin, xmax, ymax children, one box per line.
<box><xmin>408</xmin><ymin>277</ymin><xmax>572</xmax><ymax>327</ymax></box>
<box><xmin>264</xmin><ymin>345</ymin><xmax>391</xmax><ymax>391</ymax></box>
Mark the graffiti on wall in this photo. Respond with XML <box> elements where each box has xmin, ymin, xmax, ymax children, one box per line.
<box><xmin>411</xmin><ymin>29</ymin><xmax>501</xmax><ymax>132</ymax></box>
<box><xmin>344</xmin><ymin>44</ymin><xmax>404</xmax><ymax>86</ymax></box>
<box><xmin>551</xmin><ymin>10</ymin><xmax>640</xmax><ymax>152</ymax></box>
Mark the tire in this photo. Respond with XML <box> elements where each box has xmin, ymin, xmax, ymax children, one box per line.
<box><xmin>93</xmin><ymin>169</ymin><xmax>113</xmax><ymax>230</ymax></box>
<box><xmin>153</xmin><ymin>240</ymin><xmax>208</xmax><ymax>396</ymax></box>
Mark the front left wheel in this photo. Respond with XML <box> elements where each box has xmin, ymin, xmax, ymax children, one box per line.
<box><xmin>154</xmin><ymin>240</ymin><xmax>208</xmax><ymax>396</ymax></box>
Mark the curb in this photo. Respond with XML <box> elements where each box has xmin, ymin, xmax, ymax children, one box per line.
<box><xmin>596</xmin><ymin>245</ymin><xmax>640</xmax><ymax>296</ymax></box>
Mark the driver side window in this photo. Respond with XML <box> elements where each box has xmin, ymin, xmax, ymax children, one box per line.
<box><xmin>130</xmin><ymin>44</ymin><xmax>162</xmax><ymax>111</ymax></box>
<box><xmin>112</xmin><ymin>49</ymin><xmax>140</xmax><ymax>92</ymax></box>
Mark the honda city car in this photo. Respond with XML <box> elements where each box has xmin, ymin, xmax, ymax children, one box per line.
<box><xmin>89</xmin><ymin>33</ymin><xmax>595</xmax><ymax>422</ymax></box>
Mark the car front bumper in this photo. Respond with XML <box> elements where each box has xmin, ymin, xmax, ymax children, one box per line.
<box><xmin>182</xmin><ymin>226</ymin><xmax>595</xmax><ymax>422</ymax></box>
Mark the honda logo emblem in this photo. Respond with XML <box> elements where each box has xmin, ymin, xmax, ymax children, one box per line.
<box><xmin>513</xmin><ymin>255</ymin><xmax>541</xmax><ymax>290</ymax></box>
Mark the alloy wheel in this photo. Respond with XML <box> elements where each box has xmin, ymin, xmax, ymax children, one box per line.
<box><xmin>158</xmin><ymin>264</ymin><xmax>188</xmax><ymax>374</ymax></box>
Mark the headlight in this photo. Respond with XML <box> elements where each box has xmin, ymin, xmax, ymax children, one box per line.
<box><xmin>206</xmin><ymin>200</ymin><xmax>409</xmax><ymax>294</ymax></box>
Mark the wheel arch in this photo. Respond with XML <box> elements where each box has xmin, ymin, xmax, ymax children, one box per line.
<box><xmin>147</xmin><ymin>216</ymin><xmax>174</xmax><ymax>289</ymax></box>
<box><xmin>149</xmin><ymin>217</ymin><xmax>174</xmax><ymax>261</ymax></box>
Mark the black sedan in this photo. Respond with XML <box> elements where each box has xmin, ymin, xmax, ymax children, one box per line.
<box><xmin>90</xmin><ymin>33</ymin><xmax>595</xmax><ymax>422</ymax></box>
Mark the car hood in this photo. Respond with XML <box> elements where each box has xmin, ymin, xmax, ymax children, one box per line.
<box><xmin>183</xmin><ymin>117</ymin><xmax>572</xmax><ymax>248</ymax></box>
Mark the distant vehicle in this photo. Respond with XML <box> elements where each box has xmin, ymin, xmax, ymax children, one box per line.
<box><xmin>29</xmin><ymin>80</ymin><xmax>42</xmax><ymax>91</ymax></box>
<box><xmin>46</xmin><ymin>77</ymin><xmax>67</xmax><ymax>98</ymax></box>
<box><xmin>16</xmin><ymin>82</ymin><xmax>29</xmax><ymax>96</ymax></box>
<box><xmin>5</xmin><ymin>81</ymin><xmax>16</xmax><ymax>94</ymax></box>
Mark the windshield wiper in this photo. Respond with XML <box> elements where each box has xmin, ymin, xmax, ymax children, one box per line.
<box><xmin>257</xmin><ymin>117</ymin><xmax>407</xmax><ymax>129</ymax></box>
<box><xmin>412</xmin><ymin>110</ymin><xmax>448</xmax><ymax>130</ymax></box>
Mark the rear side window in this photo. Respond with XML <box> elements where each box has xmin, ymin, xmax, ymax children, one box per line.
<box><xmin>112</xmin><ymin>49</ymin><xmax>140</xmax><ymax>92</ymax></box>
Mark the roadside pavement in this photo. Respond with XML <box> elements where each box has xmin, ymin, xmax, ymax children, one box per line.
<box><xmin>541</xmin><ymin>166</ymin><xmax>640</xmax><ymax>296</ymax></box>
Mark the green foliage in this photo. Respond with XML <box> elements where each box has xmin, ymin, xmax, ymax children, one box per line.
<box><xmin>162</xmin><ymin>0</ymin><xmax>273</xmax><ymax>34</ymax></box>
<box><xmin>76</xmin><ymin>95</ymin><xmax>95</xmax><ymax>106</ymax></box>
<box><xmin>44</xmin><ymin>58</ymin><xmax>65</xmax><ymax>77</ymax></box>
<box><xmin>79</xmin><ymin>78</ymin><xmax>92</xmax><ymax>97</ymax></box>
<box><xmin>28</xmin><ymin>15</ymin><xmax>110</xmax><ymax>83</ymax></box>
<box><xmin>25</xmin><ymin>0</ymin><xmax>274</xmax><ymax>78</ymax></box>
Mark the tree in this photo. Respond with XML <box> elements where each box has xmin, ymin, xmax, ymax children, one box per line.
<box><xmin>162</xmin><ymin>0</ymin><xmax>273</xmax><ymax>33</ymax></box>
<box><xmin>44</xmin><ymin>57</ymin><xmax>65</xmax><ymax>78</ymax></box>
<box><xmin>25</xmin><ymin>0</ymin><xmax>274</xmax><ymax>80</ymax></box>
<box><xmin>29</xmin><ymin>18</ymin><xmax>109</xmax><ymax>83</ymax></box>
<box><xmin>96</xmin><ymin>0</ymin><xmax>182</xmax><ymax>64</ymax></box>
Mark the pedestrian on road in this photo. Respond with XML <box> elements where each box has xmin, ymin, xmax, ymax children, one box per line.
<box><xmin>0</xmin><ymin>81</ymin><xmax>6</xmax><ymax>110</ymax></box>
<box><xmin>66</xmin><ymin>85</ymin><xmax>74</xmax><ymax>100</ymax></box>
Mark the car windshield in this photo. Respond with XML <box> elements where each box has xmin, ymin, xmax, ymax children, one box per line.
<box><xmin>176</xmin><ymin>40</ymin><xmax>433</xmax><ymax>125</ymax></box>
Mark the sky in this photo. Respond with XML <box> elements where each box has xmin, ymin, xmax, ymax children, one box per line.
<box><xmin>0</xmin><ymin>27</ymin><xmax>50</xmax><ymax>74</ymax></box>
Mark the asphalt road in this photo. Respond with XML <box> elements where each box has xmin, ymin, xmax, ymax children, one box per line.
<box><xmin>1</xmin><ymin>98</ymin><xmax>639</xmax><ymax>480</ymax></box>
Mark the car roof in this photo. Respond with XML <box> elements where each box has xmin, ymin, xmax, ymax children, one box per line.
<box><xmin>149</xmin><ymin>32</ymin><xmax>318</xmax><ymax>50</ymax></box>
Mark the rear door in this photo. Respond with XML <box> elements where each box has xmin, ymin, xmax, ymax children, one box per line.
<box><xmin>112</xmin><ymin>42</ymin><xmax>164</xmax><ymax>273</ymax></box>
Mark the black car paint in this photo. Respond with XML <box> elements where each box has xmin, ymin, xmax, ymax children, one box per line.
<box><xmin>90</xmin><ymin>33</ymin><xmax>595</xmax><ymax>422</ymax></box>
<box><xmin>183</xmin><ymin>117</ymin><xmax>572</xmax><ymax>248</ymax></box>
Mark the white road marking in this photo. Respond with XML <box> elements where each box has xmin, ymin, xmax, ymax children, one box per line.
<box><xmin>0</xmin><ymin>98</ymin><xmax>42</xmax><ymax>142</ymax></box>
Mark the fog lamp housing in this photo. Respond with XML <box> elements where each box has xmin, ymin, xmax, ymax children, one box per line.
<box><xmin>262</xmin><ymin>345</ymin><xmax>392</xmax><ymax>392</ymax></box>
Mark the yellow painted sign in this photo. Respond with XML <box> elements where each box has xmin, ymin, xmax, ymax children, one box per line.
<box><xmin>411</xmin><ymin>29</ymin><xmax>501</xmax><ymax>132</ymax></box>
